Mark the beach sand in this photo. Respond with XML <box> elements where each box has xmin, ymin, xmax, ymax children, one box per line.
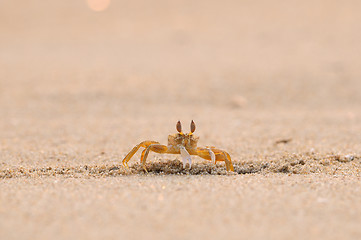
<box><xmin>1</xmin><ymin>1</ymin><xmax>361</xmax><ymax>239</ymax></box>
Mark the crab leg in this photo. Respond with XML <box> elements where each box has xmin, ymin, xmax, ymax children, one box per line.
<box><xmin>206</xmin><ymin>147</ymin><xmax>216</xmax><ymax>164</ymax></box>
<box><xmin>196</xmin><ymin>147</ymin><xmax>234</xmax><ymax>172</ymax></box>
<box><xmin>141</xmin><ymin>144</ymin><xmax>168</xmax><ymax>172</ymax></box>
<box><xmin>222</xmin><ymin>151</ymin><xmax>234</xmax><ymax>172</ymax></box>
<box><xmin>122</xmin><ymin>140</ymin><xmax>160</xmax><ymax>168</ymax></box>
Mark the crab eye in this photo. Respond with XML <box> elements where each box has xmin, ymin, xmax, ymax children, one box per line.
<box><xmin>190</xmin><ymin>120</ymin><xmax>196</xmax><ymax>133</ymax></box>
<box><xmin>176</xmin><ymin>121</ymin><xmax>182</xmax><ymax>133</ymax></box>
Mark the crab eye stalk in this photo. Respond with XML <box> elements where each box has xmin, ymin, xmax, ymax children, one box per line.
<box><xmin>190</xmin><ymin>120</ymin><xmax>196</xmax><ymax>133</ymax></box>
<box><xmin>176</xmin><ymin>121</ymin><xmax>182</xmax><ymax>133</ymax></box>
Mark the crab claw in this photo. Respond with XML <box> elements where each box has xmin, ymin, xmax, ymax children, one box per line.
<box><xmin>179</xmin><ymin>146</ymin><xmax>192</xmax><ymax>168</ymax></box>
<box><xmin>206</xmin><ymin>147</ymin><xmax>216</xmax><ymax>164</ymax></box>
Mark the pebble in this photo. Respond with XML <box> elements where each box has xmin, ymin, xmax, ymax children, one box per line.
<box><xmin>344</xmin><ymin>155</ymin><xmax>354</xmax><ymax>161</ymax></box>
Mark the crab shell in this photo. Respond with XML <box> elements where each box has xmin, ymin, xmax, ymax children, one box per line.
<box><xmin>167</xmin><ymin>133</ymin><xmax>199</xmax><ymax>155</ymax></box>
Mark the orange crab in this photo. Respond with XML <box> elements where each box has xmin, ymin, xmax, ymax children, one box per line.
<box><xmin>122</xmin><ymin>120</ymin><xmax>234</xmax><ymax>172</ymax></box>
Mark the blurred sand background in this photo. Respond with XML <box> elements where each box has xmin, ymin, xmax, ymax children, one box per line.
<box><xmin>0</xmin><ymin>0</ymin><xmax>361</xmax><ymax>239</ymax></box>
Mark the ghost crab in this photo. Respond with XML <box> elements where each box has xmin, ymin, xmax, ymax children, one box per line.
<box><xmin>122</xmin><ymin>121</ymin><xmax>234</xmax><ymax>172</ymax></box>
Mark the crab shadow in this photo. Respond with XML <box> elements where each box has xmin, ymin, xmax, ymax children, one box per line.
<box><xmin>129</xmin><ymin>159</ymin><xmax>265</xmax><ymax>175</ymax></box>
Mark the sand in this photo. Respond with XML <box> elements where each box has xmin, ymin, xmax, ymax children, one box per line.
<box><xmin>1</xmin><ymin>0</ymin><xmax>361</xmax><ymax>239</ymax></box>
<box><xmin>1</xmin><ymin>175</ymin><xmax>361</xmax><ymax>240</ymax></box>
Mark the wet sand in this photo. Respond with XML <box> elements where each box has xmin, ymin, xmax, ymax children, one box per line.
<box><xmin>1</xmin><ymin>1</ymin><xmax>361</xmax><ymax>239</ymax></box>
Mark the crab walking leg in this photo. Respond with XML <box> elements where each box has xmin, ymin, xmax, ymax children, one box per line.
<box><xmin>179</xmin><ymin>146</ymin><xmax>192</xmax><ymax>168</ymax></box>
<box><xmin>196</xmin><ymin>147</ymin><xmax>234</xmax><ymax>172</ymax></box>
<box><xmin>122</xmin><ymin>140</ymin><xmax>160</xmax><ymax>168</ymax></box>
<box><xmin>141</xmin><ymin>144</ymin><xmax>168</xmax><ymax>172</ymax></box>
<box><xmin>206</xmin><ymin>147</ymin><xmax>216</xmax><ymax>164</ymax></box>
<box><xmin>222</xmin><ymin>151</ymin><xmax>234</xmax><ymax>172</ymax></box>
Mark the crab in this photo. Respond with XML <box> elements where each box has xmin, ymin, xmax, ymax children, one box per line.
<box><xmin>122</xmin><ymin>120</ymin><xmax>234</xmax><ymax>172</ymax></box>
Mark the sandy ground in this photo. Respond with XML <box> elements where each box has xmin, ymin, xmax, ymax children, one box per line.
<box><xmin>1</xmin><ymin>0</ymin><xmax>361</xmax><ymax>239</ymax></box>
<box><xmin>1</xmin><ymin>175</ymin><xmax>361</xmax><ymax>240</ymax></box>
